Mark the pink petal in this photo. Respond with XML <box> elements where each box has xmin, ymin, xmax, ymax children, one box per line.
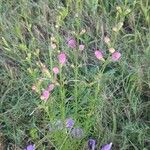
<box><xmin>95</xmin><ymin>50</ymin><xmax>103</xmax><ymax>60</ymax></box>
<box><xmin>58</xmin><ymin>52</ymin><xmax>67</xmax><ymax>65</ymax></box>
<box><xmin>111</xmin><ymin>51</ymin><xmax>121</xmax><ymax>61</ymax></box>
<box><xmin>40</xmin><ymin>90</ymin><xmax>50</xmax><ymax>101</ymax></box>
<box><xmin>67</xmin><ymin>38</ymin><xmax>77</xmax><ymax>48</ymax></box>
<box><xmin>53</xmin><ymin>67</ymin><xmax>59</xmax><ymax>74</ymax></box>
<box><xmin>47</xmin><ymin>84</ymin><xmax>55</xmax><ymax>92</ymax></box>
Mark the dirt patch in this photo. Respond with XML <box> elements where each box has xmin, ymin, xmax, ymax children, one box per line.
<box><xmin>0</xmin><ymin>133</ymin><xmax>5</xmax><ymax>150</ymax></box>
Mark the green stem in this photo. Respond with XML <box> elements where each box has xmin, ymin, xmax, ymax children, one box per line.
<box><xmin>74</xmin><ymin>51</ymin><xmax>78</xmax><ymax>117</ymax></box>
<box><xmin>60</xmin><ymin>66</ymin><xmax>65</xmax><ymax>121</ymax></box>
<box><xmin>112</xmin><ymin>111</ymin><xmax>117</xmax><ymax>134</ymax></box>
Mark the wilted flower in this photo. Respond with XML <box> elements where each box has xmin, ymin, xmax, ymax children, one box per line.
<box><xmin>51</xmin><ymin>43</ymin><xmax>57</xmax><ymax>49</ymax></box>
<box><xmin>51</xmin><ymin>36</ymin><xmax>56</xmax><ymax>43</ymax></box>
<box><xmin>79</xmin><ymin>44</ymin><xmax>85</xmax><ymax>51</ymax></box>
<box><xmin>40</xmin><ymin>90</ymin><xmax>50</xmax><ymax>101</ymax></box>
<box><xmin>41</xmin><ymin>64</ymin><xmax>51</xmax><ymax>77</ymax></box>
<box><xmin>95</xmin><ymin>50</ymin><xmax>105</xmax><ymax>61</ymax></box>
<box><xmin>58</xmin><ymin>52</ymin><xmax>67</xmax><ymax>65</ymax></box>
<box><xmin>88</xmin><ymin>139</ymin><xmax>96</xmax><ymax>150</ymax></box>
<box><xmin>125</xmin><ymin>8</ymin><xmax>131</xmax><ymax>15</ymax></box>
<box><xmin>66</xmin><ymin>118</ymin><xmax>75</xmax><ymax>128</ymax></box>
<box><xmin>24</xmin><ymin>144</ymin><xmax>35</xmax><ymax>150</ymax></box>
<box><xmin>111</xmin><ymin>51</ymin><xmax>121</xmax><ymax>61</ymax></box>
<box><xmin>71</xmin><ymin>127</ymin><xmax>84</xmax><ymax>139</ymax></box>
<box><xmin>80</xmin><ymin>29</ymin><xmax>86</xmax><ymax>34</ymax></box>
<box><xmin>118</xmin><ymin>22</ymin><xmax>123</xmax><ymax>29</ymax></box>
<box><xmin>47</xmin><ymin>84</ymin><xmax>55</xmax><ymax>92</ymax></box>
<box><xmin>54</xmin><ymin>120</ymin><xmax>63</xmax><ymax>130</ymax></box>
<box><xmin>116</xmin><ymin>6</ymin><xmax>122</xmax><ymax>13</ymax></box>
<box><xmin>104</xmin><ymin>36</ymin><xmax>110</xmax><ymax>44</ymax></box>
<box><xmin>112</xmin><ymin>27</ymin><xmax>118</xmax><ymax>32</ymax></box>
<box><xmin>101</xmin><ymin>142</ymin><xmax>112</xmax><ymax>150</ymax></box>
<box><xmin>31</xmin><ymin>85</ymin><xmax>36</xmax><ymax>91</ymax></box>
<box><xmin>67</xmin><ymin>38</ymin><xmax>77</xmax><ymax>48</ymax></box>
<box><xmin>113</xmin><ymin>22</ymin><xmax>123</xmax><ymax>32</ymax></box>
<box><xmin>53</xmin><ymin>67</ymin><xmax>59</xmax><ymax>75</ymax></box>
<box><xmin>109</xmin><ymin>48</ymin><xmax>115</xmax><ymax>53</ymax></box>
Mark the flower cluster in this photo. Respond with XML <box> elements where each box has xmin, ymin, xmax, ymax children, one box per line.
<box><xmin>30</xmin><ymin>35</ymin><xmax>121</xmax><ymax>149</ymax></box>
<box><xmin>65</xmin><ymin>118</ymin><xmax>84</xmax><ymax>139</ymax></box>
<box><xmin>88</xmin><ymin>139</ymin><xmax>112</xmax><ymax>150</ymax></box>
<box><xmin>103</xmin><ymin>36</ymin><xmax>121</xmax><ymax>61</ymax></box>
<box><xmin>67</xmin><ymin>37</ymin><xmax>85</xmax><ymax>51</ymax></box>
<box><xmin>32</xmin><ymin>51</ymin><xmax>67</xmax><ymax>101</ymax></box>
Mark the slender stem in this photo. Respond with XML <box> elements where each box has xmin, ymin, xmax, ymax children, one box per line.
<box><xmin>48</xmin><ymin>46</ymin><xmax>53</xmax><ymax>71</ymax></box>
<box><xmin>112</xmin><ymin>111</ymin><xmax>117</xmax><ymax>134</ymax></box>
<box><xmin>74</xmin><ymin>51</ymin><xmax>78</xmax><ymax>117</ymax></box>
<box><xmin>60</xmin><ymin>66</ymin><xmax>65</xmax><ymax>121</ymax></box>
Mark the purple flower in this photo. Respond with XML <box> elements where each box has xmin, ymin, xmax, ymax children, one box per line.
<box><xmin>111</xmin><ymin>51</ymin><xmax>121</xmax><ymax>61</ymax></box>
<box><xmin>88</xmin><ymin>139</ymin><xmax>96</xmax><ymax>150</ymax></box>
<box><xmin>66</xmin><ymin>118</ymin><xmax>75</xmax><ymax>128</ymax></box>
<box><xmin>71</xmin><ymin>127</ymin><xmax>84</xmax><ymax>139</ymax></box>
<box><xmin>24</xmin><ymin>144</ymin><xmax>35</xmax><ymax>150</ymax></box>
<box><xmin>101</xmin><ymin>143</ymin><xmax>112</xmax><ymax>150</ymax></box>
<box><xmin>67</xmin><ymin>38</ymin><xmax>77</xmax><ymax>48</ymax></box>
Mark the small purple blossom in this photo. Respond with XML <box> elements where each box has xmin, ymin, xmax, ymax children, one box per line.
<box><xmin>24</xmin><ymin>144</ymin><xmax>35</xmax><ymax>150</ymax></box>
<box><xmin>88</xmin><ymin>139</ymin><xmax>96</xmax><ymax>150</ymax></box>
<box><xmin>66</xmin><ymin>118</ymin><xmax>74</xmax><ymax>128</ymax></box>
<box><xmin>71</xmin><ymin>127</ymin><xmax>84</xmax><ymax>139</ymax></box>
<box><xmin>67</xmin><ymin>38</ymin><xmax>77</xmax><ymax>48</ymax></box>
<box><xmin>101</xmin><ymin>142</ymin><xmax>112</xmax><ymax>150</ymax></box>
<box><xmin>111</xmin><ymin>51</ymin><xmax>121</xmax><ymax>61</ymax></box>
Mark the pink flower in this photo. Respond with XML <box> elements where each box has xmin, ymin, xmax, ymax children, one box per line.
<box><xmin>53</xmin><ymin>67</ymin><xmax>59</xmax><ymax>74</ymax></box>
<box><xmin>111</xmin><ymin>51</ymin><xmax>121</xmax><ymax>61</ymax></box>
<box><xmin>67</xmin><ymin>38</ymin><xmax>76</xmax><ymax>48</ymax></box>
<box><xmin>58</xmin><ymin>52</ymin><xmax>67</xmax><ymax>65</ymax></box>
<box><xmin>40</xmin><ymin>90</ymin><xmax>50</xmax><ymax>101</ymax></box>
<box><xmin>79</xmin><ymin>44</ymin><xmax>85</xmax><ymax>51</ymax></box>
<box><xmin>47</xmin><ymin>84</ymin><xmax>55</xmax><ymax>92</ymax></box>
<box><xmin>95</xmin><ymin>50</ymin><xmax>104</xmax><ymax>61</ymax></box>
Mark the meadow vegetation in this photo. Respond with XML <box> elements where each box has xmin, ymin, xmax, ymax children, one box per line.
<box><xmin>0</xmin><ymin>0</ymin><xmax>150</xmax><ymax>149</ymax></box>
